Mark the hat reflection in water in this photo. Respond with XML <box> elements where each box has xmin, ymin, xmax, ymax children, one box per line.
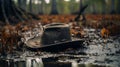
<box><xmin>26</xmin><ymin>57</ymin><xmax>43</xmax><ymax>67</ymax></box>
<box><xmin>26</xmin><ymin>58</ymin><xmax>32</xmax><ymax>67</ymax></box>
<box><xmin>33</xmin><ymin>58</ymin><xmax>44</xmax><ymax>67</ymax></box>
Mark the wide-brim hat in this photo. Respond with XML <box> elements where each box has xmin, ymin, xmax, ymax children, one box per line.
<box><xmin>25</xmin><ymin>23</ymin><xmax>84</xmax><ymax>51</ymax></box>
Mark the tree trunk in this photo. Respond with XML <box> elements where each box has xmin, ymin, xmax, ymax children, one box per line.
<box><xmin>0</xmin><ymin>0</ymin><xmax>39</xmax><ymax>25</ymax></box>
<box><xmin>50</xmin><ymin>0</ymin><xmax>58</xmax><ymax>15</ymax></box>
<box><xmin>29</xmin><ymin>0</ymin><xmax>33</xmax><ymax>13</ymax></box>
<box><xmin>102</xmin><ymin>0</ymin><xmax>106</xmax><ymax>14</ymax></box>
<box><xmin>115</xmin><ymin>0</ymin><xmax>120</xmax><ymax>14</ymax></box>
<box><xmin>70</xmin><ymin>0</ymin><xmax>75</xmax><ymax>14</ymax></box>
<box><xmin>79</xmin><ymin>0</ymin><xmax>83</xmax><ymax>11</ymax></box>
<box><xmin>110</xmin><ymin>0</ymin><xmax>116</xmax><ymax>14</ymax></box>
<box><xmin>21</xmin><ymin>0</ymin><xmax>27</xmax><ymax>10</ymax></box>
<box><xmin>74</xmin><ymin>0</ymin><xmax>88</xmax><ymax>22</ymax></box>
<box><xmin>18</xmin><ymin>0</ymin><xmax>27</xmax><ymax>10</ymax></box>
<box><xmin>39</xmin><ymin>0</ymin><xmax>44</xmax><ymax>15</ymax></box>
<box><xmin>18</xmin><ymin>0</ymin><xmax>22</xmax><ymax>7</ymax></box>
<box><xmin>116</xmin><ymin>0</ymin><xmax>120</xmax><ymax>14</ymax></box>
<box><xmin>92</xmin><ymin>4</ymin><xmax>97</xmax><ymax>14</ymax></box>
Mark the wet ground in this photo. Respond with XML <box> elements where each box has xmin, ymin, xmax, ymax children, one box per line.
<box><xmin>40</xmin><ymin>28</ymin><xmax>120</xmax><ymax>67</ymax></box>
<box><xmin>76</xmin><ymin>28</ymin><xmax>120</xmax><ymax>67</ymax></box>
<box><xmin>0</xmin><ymin>28</ymin><xmax>120</xmax><ymax>67</ymax></box>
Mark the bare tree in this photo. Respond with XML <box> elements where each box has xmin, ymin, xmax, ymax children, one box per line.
<box><xmin>50</xmin><ymin>0</ymin><xmax>58</xmax><ymax>14</ymax></box>
<box><xmin>116</xmin><ymin>0</ymin><xmax>120</xmax><ymax>14</ymax></box>
<box><xmin>0</xmin><ymin>0</ymin><xmax>39</xmax><ymax>24</ymax></box>
<box><xmin>102</xmin><ymin>0</ymin><xmax>106</xmax><ymax>14</ymax></box>
<box><xmin>22</xmin><ymin>0</ymin><xmax>27</xmax><ymax>10</ymax></box>
<box><xmin>110</xmin><ymin>0</ymin><xmax>116</xmax><ymax>14</ymax></box>
<box><xmin>74</xmin><ymin>0</ymin><xmax>88</xmax><ymax>22</ymax></box>
<box><xmin>29</xmin><ymin>0</ymin><xmax>33</xmax><ymax>13</ymax></box>
<box><xmin>18</xmin><ymin>0</ymin><xmax>22</xmax><ymax>7</ymax></box>
<box><xmin>39</xmin><ymin>0</ymin><xmax>44</xmax><ymax>15</ymax></box>
<box><xmin>79</xmin><ymin>0</ymin><xmax>83</xmax><ymax>10</ymax></box>
<box><xmin>92</xmin><ymin>3</ymin><xmax>96</xmax><ymax>14</ymax></box>
<box><xmin>18</xmin><ymin>0</ymin><xmax>27</xmax><ymax>10</ymax></box>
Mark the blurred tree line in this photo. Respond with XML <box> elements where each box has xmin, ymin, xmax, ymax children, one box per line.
<box><xmin>12</xmin><ymin>0</ymin><xmax>120</xmax><ymax>14</ymax></box>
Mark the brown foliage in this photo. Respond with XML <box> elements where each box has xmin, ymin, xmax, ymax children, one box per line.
<box><xmin>101</xmin><ymin>28</ymin><xmax>110</xmax><ymax>38</ymax></box>
<box><xmin>101</xmin><ymin>24</ymin><xmax>120</xmax><ymax>38</ymax></box>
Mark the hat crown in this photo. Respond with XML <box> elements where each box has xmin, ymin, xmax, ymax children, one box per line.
<box><xmin>41</xmin><ymin>23</ymin><xmax>71</xmax><ymax>45</ymax></box>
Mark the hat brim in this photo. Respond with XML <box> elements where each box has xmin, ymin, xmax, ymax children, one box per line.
<box><xmin>26</xmin><ymin>37</ymin><xmax>84</xmax><ymax>52</ymax></box>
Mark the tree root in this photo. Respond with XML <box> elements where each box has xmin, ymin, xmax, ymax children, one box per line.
<box><xmin>0</xmin><ymin>0</ymin><xmax>40</xmax><ymax>25</ymax></box>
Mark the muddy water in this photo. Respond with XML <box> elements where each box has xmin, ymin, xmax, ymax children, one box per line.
<box><xmin>78</xmin><ymin>28</ymin><xmax>120</xmax><ymax>67</ymax></box>
<box><xmin>27</xmin><ymin>28</ymin><xmax>120</xmax><ymax>67</ymax></box>
<box><xmin>40</xmin><ymin>28</ymin><xmax>120</xmax><ymax>67</ymax></box>
<box><xmin>0</xmin><ymin>28</ymin><xmax>120</xmax><ymax>67</ymax></box>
